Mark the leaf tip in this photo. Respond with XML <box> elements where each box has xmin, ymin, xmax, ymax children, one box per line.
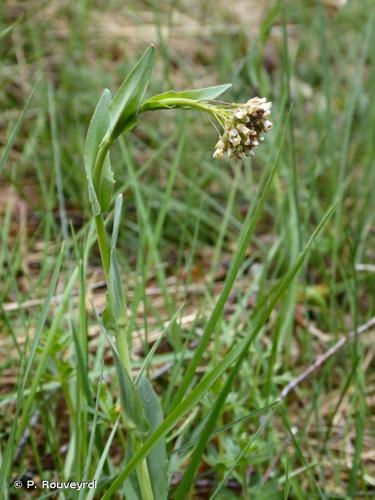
<box><xmin>103</xmin><ymin>88</ymin><xmax>112</xmax><ymax>100</ymax></box>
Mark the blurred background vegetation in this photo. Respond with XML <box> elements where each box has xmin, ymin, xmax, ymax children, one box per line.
<box><xmin>1</xmin><ymin>0</ymin><xmax>375</xmax><ymax>498</ymax></box>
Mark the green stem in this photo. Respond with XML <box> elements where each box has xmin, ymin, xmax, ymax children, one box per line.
<box><xmin>116</xmin><ymin>325</ymin><xmax>132</xmax><ymax>376</ymax></box>
<box><xmin>93</xmin><ymin>141</ymin><xmax>111</xmax><ymax>198</ymax></box>
<box><xmin>94</xmin><ymin>215</ymin><xmax>110</xmax><ymax>280</ymax></box>
<box><xmin>241</xmin><ymin>466</ymin><xmax>250</xmax><ymax>500</ymax></box>
<box><xmin>95</xmin><ymin>213</ymin><xmax>132</xmax><ymax>373</ymax></box>
<box><xmin>93</xmin><ymin>151</ymin><xmax>154</xmax><ymax>500</ymax></box>
<box><xmin>139</xmin><ymin>97</ymin><xmax>215</xmax><ymax>113</ymax></box>
<box><xmin>140</xmin><ymin>97</ymin><xmax>231</xmax><ymax>125</ymax></box>
<box><xmin>146</xmin><ymin>97</ymin><xmax>214</xmax><ymax>112</ymax></box>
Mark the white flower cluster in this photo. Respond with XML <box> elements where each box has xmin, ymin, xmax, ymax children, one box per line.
<box><xmin>213</xmin><ymin>97</ymin><xmax>272</xmax><ymax>160</ymax></box>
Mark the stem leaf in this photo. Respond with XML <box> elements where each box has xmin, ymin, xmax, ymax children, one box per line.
<box><xmin>142</xmin><ymin>83</ymin><xmax>232</xmax><ymax>110</ymax></box>
<box><xmin>84</xmin><ymin>88</ymin><xmax>114</xmax><ymax>215</ymax></box>
<box><xmin>103</xmin><ymin>195</ymin><xmax>128</xmax><ymax>333</ymax></box>
<box><xmin>107</xmin><ymin>44</ymin><xmax>156</xmax><ymax>141</ymax></box>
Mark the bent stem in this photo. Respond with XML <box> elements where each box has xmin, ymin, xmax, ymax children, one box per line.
<box><xmin>140</xmin><ymin>97</ymin><xmax>232</xmax><ymax>127</ymax></box>
<box><xmin>94</xmin><ymin>215</ymin><xmax>110</xmax><ymax>281</ymax></box>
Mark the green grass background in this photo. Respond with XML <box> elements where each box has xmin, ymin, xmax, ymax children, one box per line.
<box><xmin>0</xmin><ymin>0</ymin><xmax>375</xmax><ymax>498</ymax></box>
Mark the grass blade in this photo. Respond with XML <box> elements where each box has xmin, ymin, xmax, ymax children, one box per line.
<box><xmin>86</xmin><ymin>418</ymin><xmax>120</xmax><ymax>500</ymax></box>
<box><xmin>0</xmin><ymin>79</ymin><xmax>40</xmax><ymax>176</ymax></box>
<box><xmin>0</xmin><ymin>245</ymin><xmax>64</xmax><ymax>489</ymax></box>
<box><xmin>102</xmin><ymin>199</ymin><xmax>337</xmax><ymax>497</ymax></box>
<box><xmin>210</xmin><ymin>404</ymin><xmax>279</xmax><ymax>499</ymax></box>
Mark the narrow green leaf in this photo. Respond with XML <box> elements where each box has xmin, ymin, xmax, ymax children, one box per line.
<box><xmin>141</xmin><ymin>83</ymin><xmax>232</xmax><ymax>110</ymax></box>
<box><xmin>283</xmin><ymin>459</ymin><xmax>291</xmax><ymax>500</ymax></box>
<box><xmin>0</xmin><ymin>22</ymin><xmax>16</xmax><ymax>40</ymax></box>
<box><xmin>136</xmin><ymin>307</ymin><xmax>182</xmax><ymax>384</ymax></box>
<box><xmin>84</xmin><ymin>88</ymin><xmax>113</xmax><ymax>215</ymax></box>
<box><xmin>78</xmin><ymin>368</ymin><xmax>105</xmax><ymax>500</ymax></box>
<box><xmin>175</xmin><ymin>359</ymin><xmax>240</xmax><ymax>498</ymax></box>
<box><xmin>172</xmin><ymin>403</ymin><xmax>279</xmax><ymax>456</ymax></box>
<box><xmin>0</xmin><ymin>79</ymin><xmax>40</xmax><ymax>176</ymax></box>
<box><xmin>210</xmin><ymin>405</ymin><xmax>279</xmax><ymax>499</ymax></box>
<box><xmin>279</xmin><ymin>405</ymin><xmax>324</xmax><ymax>498</ymax></box>
<box><xmin>106</xmin><ymin>44</ymin><xmax>156</xmax><ymax>141</ymax></box>
<box><xmin>86</xmin><ymin>418</ymin><xmax>120</xmax><ymax>500</ymax></box>
<box><xmin>20</xmin><ymin>268</ymin><xmax>79</xmax><ymax>424</ymax></box>
<box><xmin>71</xmin><ymin>324</ymin><xmax>92</xmax><ymax>403</ymax></box>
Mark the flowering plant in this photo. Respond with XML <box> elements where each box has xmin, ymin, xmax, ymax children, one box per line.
<box><xmin>84</xmin><ymin>44</ymin><xmax>272</xmax><ymax>499</ymax></box>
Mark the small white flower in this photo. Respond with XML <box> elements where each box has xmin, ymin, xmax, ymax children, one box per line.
<box><xmin>236</xmin><ymin>123</ymin><xmax>250</xmax><ymax>137</ymax></box>
<box><xmin>213</xmin><ymin>149</ymin><xmax>224</xmax><ymax>159</ymax></box>
<box><xmin>229</xmin><ymin>128</ymin><xmax>241</xmax><ymax>146</ymax></box>
<box><xmin>264</xmin><ymin>120</ymin><xmax>273</xmax><ymax>130</ymax></box>
<box><xmin>213</xmin><ymin>138</ymin><xmax>226</xmax><ymax>159</ymax></box>
<box><xmin>234</xmin><ymin>108</ymin><xmax>247</xmax><ymax>120</ymax></box>
<box><xmin>261</xmin><ymin>102</ymin><xmax>272</xmax><ymax>116</ymax></box>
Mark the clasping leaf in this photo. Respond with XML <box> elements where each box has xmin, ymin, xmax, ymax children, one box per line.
<box><xmin>103</xmin><ymin>194</ymin><xmax>128</xmax><ymax>334</ymax></box>
<box><xmin>99</xmin><ymin>321</ymin><xmax>150</xmax><ymax>438</ymax></box>
<box><xmin>84</xmin><ymin>89</ymin><xmax>114</xmax><ymax>215</ymax></box>
<box><xmin>105</xmin><ymin>44</ymin><xmax>156</xmax><ymax>143</ymax></box>
<box><xmin>141</xmin><ymin>83</ymin><xmax>232</xmax><ymax>111</ymax></box>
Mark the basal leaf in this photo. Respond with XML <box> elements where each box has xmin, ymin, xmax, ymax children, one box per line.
<box><xmin>123</xmin><ymin>470</ymin><xmax>140</xmax><ymax>500</ymax></box>
<box><xmin>113</xmin><ymin>349</ymin><xmax>150</xmax><ymax>439</ymax></box>
<box><xmin>106</xmin><ymin>44</ymin><xmax>156</xmax><ymax>142</ymax></box>
<box><xmin>123</xmin><ymin>441</ymin><xmax>142</xmax><ymax>500</ymax></box>
<box><xmin>137</xmin><ymin>376</ymin><xmax>168</xmax><ymax>500</ymax></box>
<box><xmin>84</xmin><ymin>88</ymin><xmax>113</xmax><ymax>215</ymax></box>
